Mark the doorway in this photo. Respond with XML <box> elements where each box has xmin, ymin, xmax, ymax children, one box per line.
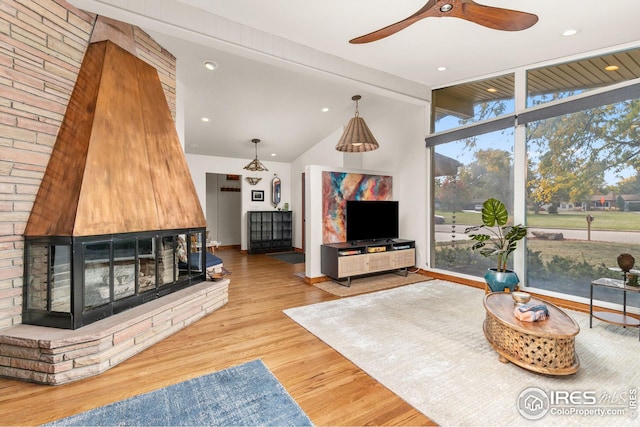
<box><xmin>206</xmin><ymin>173</ymin><xmax>241</xmax><ymax>246</ymax></box>
<box><xmin>301</xmin><ymin>172</ymin><xmax>305</xmax><ymax>253</ymax></box>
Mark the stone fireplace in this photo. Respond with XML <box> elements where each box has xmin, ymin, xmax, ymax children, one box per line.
<box><xmin>23</xmin><ymin>28</ymin><xmax>206</xmax><ymax>329</ymax></box>
<box><xmin>22</xmin><ymin>30</ymin><xmax>210</xmax><ymax>329</ymax></box>
<box><xmin>0</xmin><ymin>16</ymin><xmax>229</xmax><ymax>384</ymax></box>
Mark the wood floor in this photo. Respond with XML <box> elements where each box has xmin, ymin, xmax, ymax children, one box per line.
<box><xmin>0</xmin><ymin>248</ymin><xmax>436</xmax><ymax>426</ymax></box>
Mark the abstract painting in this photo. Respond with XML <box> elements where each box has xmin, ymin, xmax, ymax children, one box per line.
<box><xmin>322</xmin><ymin>172</ymin><xmax>392</xmax><ymax>243</ymax></box>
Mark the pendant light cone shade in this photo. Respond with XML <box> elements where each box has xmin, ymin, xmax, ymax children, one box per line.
<box><xmin>244</xmin><ymin>138</ymin><xmax>268</xmax><ymax>171</ymax></box>
<box><xmin>335</xmin><ymin>95</ymin><xmax>379</xmax><ymax>152</ymax></box>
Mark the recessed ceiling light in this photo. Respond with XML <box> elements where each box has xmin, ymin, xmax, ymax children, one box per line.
<box><xmin>487</xmin><ymin>88</ymin><xmax>498</xmax><ymax>93</ymax></box>
<box><xmin>201</xmin><ymin>117</ymin><xmax>210</xmax><ymax>122</ymax></box>
<box><xmin>270</xmin><ymin>153</ymin><xmax>277</xmax><ymax>157</ymax></box>
<box><xmin>437</xmin><ymin>66</ymin><xmax>447</xmax><ymax>71</ymax></box>
<box><xmin>203</xmin><ymin>60</ymin><xmax>218</xmax><ymax>71</ymax></box>
<box><xmin>321</xmin><ymin>107</ymin><xmax>330</xmax><ymax>113</ymax></box>
<box><xmin>605</xmin><ymin>65</ymin><xmax>619</xmax><ymax>72</ymax></box>
<box><xmin>562</xmin><ymin>28</ymin><xmax>580</xmax><ymax>37</ymax></box>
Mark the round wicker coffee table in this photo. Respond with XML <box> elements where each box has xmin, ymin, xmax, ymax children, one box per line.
<box><xmin>483</xmin><ymin>292</ymin><xmax>580</xmax><ymax>375</ymax></box>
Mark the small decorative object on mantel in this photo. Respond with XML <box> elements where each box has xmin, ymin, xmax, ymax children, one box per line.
<box><xmin>245</xmin><ymin>177</ymin><xmax>262</xmax><ymax>185</ymax></box>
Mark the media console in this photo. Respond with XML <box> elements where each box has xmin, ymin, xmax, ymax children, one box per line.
<box><xmin>321</xmin><ymin>239</ymin><xmax>416</xmax><ymax>287</ymax></box>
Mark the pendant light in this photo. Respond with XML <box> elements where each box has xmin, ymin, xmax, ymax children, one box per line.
<box><xmin>243</xmin><ymin>138</ymin><xmax>268</xmax><ymax>172</ymax></box>
<box><xmin>335</xmin><ymin>95</ymin><xmax>379</xmax><ymax>152</ymax></box>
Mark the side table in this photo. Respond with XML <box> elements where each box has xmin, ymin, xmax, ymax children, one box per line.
<box><xmin>590</xmin><ymin>277</ymin><xmax>640</xmax><ymax>340</ymax></box>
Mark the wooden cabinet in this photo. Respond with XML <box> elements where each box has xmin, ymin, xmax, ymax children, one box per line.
<box><xmin>321</xmin><ymin>239</ymin><xmax>415</xmax><ymax>286</ymax></box>
<box><xmin>247</xmin><ymin>211</ymin><xmax>293</xmax><ymax>254</ymax></box>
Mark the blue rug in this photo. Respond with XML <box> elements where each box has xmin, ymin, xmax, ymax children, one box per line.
<box><xmin>45</xmin><ymin>360</ymin><xmax>313</xmax><ymax>426</ymax></box>
<box><xmin>267</xmin><ymin>252</ymin><xmax>305</xmax><ymax>264</ymax></box>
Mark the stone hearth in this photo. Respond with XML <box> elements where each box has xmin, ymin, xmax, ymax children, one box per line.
<box><xmin>0</xmin><ymin>279</ymin><xmax>228</xmax><ymax>385</ymax></box>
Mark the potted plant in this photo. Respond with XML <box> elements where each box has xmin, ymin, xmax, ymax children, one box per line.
<box><xmin>465</xmin><ymin>198</ymin><xmax>528</xmax><ymax>292</ymax></box>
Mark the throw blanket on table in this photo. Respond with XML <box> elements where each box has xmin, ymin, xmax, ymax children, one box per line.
<box><xmin>514</xmin><ymin>303</ymin><xmax>549</xmax><ymax>322</ymax></box>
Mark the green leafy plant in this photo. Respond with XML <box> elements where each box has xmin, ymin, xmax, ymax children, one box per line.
<box><xmin>465</xmin><ymin>198</ymin><xmax>528</xmax><ymax>272</ymax></box>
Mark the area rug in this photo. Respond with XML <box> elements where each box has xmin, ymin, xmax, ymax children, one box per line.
<box><xmin>268</xmin><ymin>251</ymin><xmax>305</xmax><ymax>264</ymax></box>
<box><xmin>313</xmin><ymin>272</ymin><xmax>432</xmax><ymax>297</ymax></box>
<box><xmin>45</xmin><ymin>359</ymin><xmax>313</xmax><ymax>426</ymax></box>
<box><xmin>284</xmin><ymin>280</ymin><xmax>640</xmax><ymax>426</ymax></box>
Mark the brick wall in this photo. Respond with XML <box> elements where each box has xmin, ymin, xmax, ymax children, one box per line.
<box><xmin>0</xmin><ymin>0</ymin><xmax>178</xmax><ymax>329</ymax></box>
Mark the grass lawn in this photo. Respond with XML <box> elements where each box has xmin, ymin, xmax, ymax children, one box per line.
<box><xmin>436</xmin><ymin>210</ymin><xmax>640</xmax><ymax>271</ymax></box>
<box><xmin>436</xmin><ymin>209</ymin><xmax>640</xmax><ymax>231</ymax></box>
<box><xmin>527</xmin><ymin>239</ymin><xmax>640</xmax><ymax>267</ymax></box>
<box><xmin>436</xmin><ymin>238</ymin><xmax>640</xmax><ymax>267</ymax></box>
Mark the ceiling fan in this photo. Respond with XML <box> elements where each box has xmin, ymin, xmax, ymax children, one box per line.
<box><xmin>349</xmin><ymin>0</ymin><xmax>538</xmax><ymax>44</ymax></box>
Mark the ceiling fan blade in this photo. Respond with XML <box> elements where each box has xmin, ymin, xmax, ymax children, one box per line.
<box><xmin>349</xmin><ymin>0</ymin><xmax>538</xmax><ymax>44</ymax></box>
<box><xmin>349</xmin><ymin>0</ymin><xmax>438</xmax><ymax>44</ymax></box>
<box><xmin>453</xmin><ymin>0</ymin><xmax>538</xmax><ymax>31</ymax></box>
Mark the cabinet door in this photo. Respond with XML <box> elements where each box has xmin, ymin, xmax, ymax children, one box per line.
<box><xmin>281</xmin><ymin>212</ymin><xmax>292</xmax><ymax>242</ymax></box>
<box><xmin>248</xmin><ymin>212</ymin><xmax>261</xmax><ymax>249</ymax></box>
<box><xmin>393</xmin><ymin>249</ymin><xmax>415</xmax><ymax>268</ymax></box>
<box><xmin>272</xmin><ymin>211</ymin><xmax>283</xmax><ymax>240</ymax></box>
<box><xmin>260</xmin><ymin>212</ymin><xmax>273</xmax><ymax>242</ymax></box>
<box><xmin>337</xmin><ymin>255</ymin><xmax>368</xmax><ymax>277</ymax></box>
<box><xmin>367</xmin><ymin>252</ymin><xmax>394</xmax><ymax>273</ymax></box>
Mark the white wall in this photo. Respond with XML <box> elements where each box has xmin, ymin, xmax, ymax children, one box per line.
<box><xmin>362</xmin><ymin>103</ymin><xmax>429</xmax><ymax>270</ymax></box>
<box><xmin>294</xmin><ymin>102</ymin><xmax>429</xmax><ymax>278</ymax></box>
<box><xmin>185</xmin><ymin>101</ymin><xmax>428</xmax><ymax>273</ymax></box>
<box><xmin>186</xmin><ymin>153</ymin><xmax>291</xmax><ymax>251</ymax></box>
<box><xmin>290</xmin><ymin>127</ymin><xmax>345</xmax><ymax>250</ymax></box>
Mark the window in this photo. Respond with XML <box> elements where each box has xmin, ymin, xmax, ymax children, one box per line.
<box><xmin>525</xmin><ymin>98</ymin><xmax>640</xmax><ymax>308</ymax></box>
<box><xmin>433</xmin><ymin>129</ymin><xmax>515</xmax><ymax>276</ymax></box>
<box><xmin>430</xmin><ymin>45</ymin><xmax>640</xmax><ymax>310</ymax></box>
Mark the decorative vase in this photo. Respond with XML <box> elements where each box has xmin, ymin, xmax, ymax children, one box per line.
<box><xmin>484</xmin><ymin>268</ymin><xmax>519</xmax><ymax>293</ymax></box>
<box><xmin>617</xmin><ymin>253</ymin><xmax>635</xmax><ymax>272</ymax></box>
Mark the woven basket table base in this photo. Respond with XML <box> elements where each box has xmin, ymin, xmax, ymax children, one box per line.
<box><xmin>483</xmin><ymin>293</ymin><xmax>580</xmax><ymax>376</ymax></box>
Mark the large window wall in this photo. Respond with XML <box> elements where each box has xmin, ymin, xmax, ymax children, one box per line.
<box><xmin>433</xmin><ymin>129</ymin><xmax>515</xmax><ymax>276</ymax></box>
<box><xmin>430</xmin><ymin>46</ymin><xmax>640</xmax><ymax>309</ymax></box>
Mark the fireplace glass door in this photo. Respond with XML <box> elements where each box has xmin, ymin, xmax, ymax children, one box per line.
<box><xmin>24</xmin><ymin>228</ymin><xmax>206</xmax><ymax>329</ymax></box>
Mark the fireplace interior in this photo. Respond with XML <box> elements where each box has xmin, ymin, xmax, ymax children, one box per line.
<box><xmin>24</xmin><ymin>229</ymin><xmax>208</xmax><ymax>329</ymax></box>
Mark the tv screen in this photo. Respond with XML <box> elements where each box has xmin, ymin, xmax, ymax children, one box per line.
<box><xmin>346</xmin><ymin>200</ymin><xmax>399</xmax><ymax>242</ymax></box>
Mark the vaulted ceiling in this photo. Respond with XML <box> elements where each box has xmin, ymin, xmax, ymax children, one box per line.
<box><xmin>70</xmin><ymin>0</ymin><xmax>640</xmax><ymax>162</ymax></box>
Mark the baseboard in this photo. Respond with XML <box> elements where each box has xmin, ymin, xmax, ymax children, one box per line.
<box><xmin>423</xmin><ymin>270</ymin><xmax>633</xmax><ymax>318</ymax></box>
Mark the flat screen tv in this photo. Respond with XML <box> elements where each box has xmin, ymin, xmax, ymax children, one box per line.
<box><xmin>345</xmin><ymin>200</ymin><xmax>399</xmax><ymax>242</ymax></box>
